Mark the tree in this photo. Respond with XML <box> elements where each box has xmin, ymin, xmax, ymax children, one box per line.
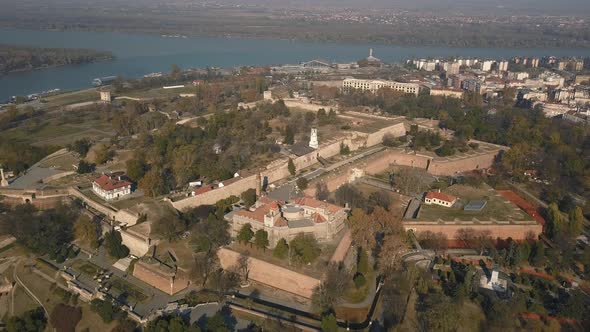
<box><xmin>546</xmin><ymin>202</ymin><xmax>564</xmax><ymax>239</ymax></box>
<box><xmin>104</xmin><ymin>231</ymin><xmax>130</xmax><ymax>259</ymax></box>
<box><xmin>152</xmin><ymin>215</ymin><xmax>185</xmax><ymax>242</ymax></box>
<box><xmin>273</xmin><ymin>238</ymin><xmax>289</xmax><ymax>259</ymax></box>
<box><xmin>288</xmin><ymin>158</ymin><xmax>296</xmax><ymax>176</ymax></box>
<box><xmin>50</xmin><ymin>304</ymin><xmax>82</xmax><ymax>332</ymax></box>
<box><xmin>138</xmin><ymin>168</ymin><xmax>167</xmax><ymax>197</ymax></box>
<box><xmin>5</xmin><ymin>307</ymin><xmax>47</xmax><ymax>332</ymax></box>
<box><xmin>339</xmin><ymin>142</ymin><xmax>351</xmax><ymax>155</ymax></box>
<box><xmin>67</xmin><ymin>138</ymin><xmax>92</xmax><ymax>157</ymax></box>
<box><xmin>241</xmin><ymin>188</ymin><xmax>257</xmax><ymax>208</ymax></box>
<box><xmin>289</xmin><ymin>233</ymin><xmax>321</xmax><ymax>264</ymax></box>
<box><xmin>418</xmin><ymin>293</ymin><xmax>459</xmax><ymax>332</ymax></box>
<box><xmin>254</xmin><ymin>229</ymin><xmax>269</xmax><ymax>251</ymax></box>
<box><xmin>1</xmin><ymin>203</ymin><xmax>78</xmax><ymax>255</ymax></box>
<box><xmin>382</xmin><ymin>133</ymin><xmax>401</xmax><ymax>147</ymax></box>
<box><xmin>205</xmin><ymin>311</ymin><xmax>231</xmax><ymax>332</ymax></box>
<box><xmin>74</xmin><ymin>214</ymin><xmax>99</xmax><ymax>249</ymax></box>
<box><xmin>93</xmin><ymin>144</ymin><xmax>113</xmax><ymax>165</ymax></box>
<box><xmin>236</xmin><ymin>223</ymin><xmax>254</xmax><ymax>245</ymax></box>
<box><xmin>236</xmin><ymin>253</ymin><xmax>250</xmax><ymax>283</ymax></box>
<box><xmin>394</xmin><ymin>168</ymin><xmax>430</xmax><ymax>195</ymax></box>
<box><xmin>90</xmin><ymin>298</ymin><xmax>120</xmax><ymax>323</ymax></box>
<box><xmin>320</xmin><ymin>313</ymin><xmax>338</xmax><ymax>332</ymax></box>
<box><xmin>126</xmin><ymin>159</ymin><xmax>147</xmax><ymax>182</ymax></box>
<box><xmin>76</xmin><ymin>160</ymin><xmax>95</xmax><ymax>174</ymax></box>
<box><xmin>335</xmin><ymin>184</ymin><xmax>365</xmax><ymax>208</ymax></box>
<box><xmin>568</xmin><ymin>206</ymin><xmax>584</xmax><ymax>237</ymax></box>
<box><xmin>145</xmin><ymin>314</ymin><xmax>200</xmax><ymax>332</ymax></box>
<box><xmin>347</xmin><ymin>208</ymin><xmax>377</xmax><ymax>251</ymax></box>
<box><xmin>312</xmin><ymin>263</ymin><xmax>351</xmax><ymax>312</ymax></box>
<box><xmin>315</xmin><ymin>182</ymin><xmax>329</xmax><ymax>201</ymax></box>
<box><xmin>296</xmin><ymin>177</ymin><xmax>308</xmax><ymax>190</ymax></box>
<box><xmin>170</xmin><ymin>63</ymin><xmax>182</xmax><ymax>79</ymax></box>
<box><xmin>529</xmin><ymin>241</ymin><xmax>545</xmax><ymax>266</ymax></box>
<box><xmin>284</xmin><ymin>126</ymin><xmax>295</xmax><ymax>145</ymax></box>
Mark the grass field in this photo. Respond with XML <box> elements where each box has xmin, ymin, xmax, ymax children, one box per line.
<box><xmin>416</xmin><ymin>184</ymin><xmax>532</xmax><ymax>222</ymax></box>
<box><xmin>41</xmin><ymin>89</ymin><xmax>100</xmax><ymax>108</ymax></box>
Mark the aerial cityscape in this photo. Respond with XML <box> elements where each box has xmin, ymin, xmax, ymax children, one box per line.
<box><xmin>1</xmin><ymin>1</ymin><xmax>590</xmax><ymax>331</ymax></box>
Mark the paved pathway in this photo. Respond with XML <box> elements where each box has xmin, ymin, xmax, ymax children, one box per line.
<box><xmin>13</xmin><ymin>260</ymin><xmax>50</xmax><ymax>320</ymax></box>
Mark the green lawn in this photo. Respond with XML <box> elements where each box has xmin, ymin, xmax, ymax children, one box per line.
<box><xmin>41</xmin><ymin>89</ymin><xmax>100</xmax><ymax>108</ymax></box>
<box><xmin>416</xmin><ymin>184</ymin><xmax>532</xmax><ymax>222</ymax></box>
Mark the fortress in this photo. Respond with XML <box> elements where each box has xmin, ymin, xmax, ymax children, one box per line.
<box><xmin>171</xmin><ymin>113</ymin><xmax>507</xmax><ymax>211</ymax></box>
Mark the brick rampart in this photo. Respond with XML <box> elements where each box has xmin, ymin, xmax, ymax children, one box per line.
<box><xmin>217</xmin><ymin>248</ymin><xmax>320</xmax><ymax>298</ymax></box>
<box><xmin>133</xmin><ymin>261</ymin><xmax>189</xmax><ymax>295</ymax></box>
<box><xmin>407</xmin><ymin>223</ymin><xmax>542</xmax><ymax>241</ymax></box>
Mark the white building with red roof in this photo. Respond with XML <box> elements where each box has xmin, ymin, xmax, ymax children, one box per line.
<box><xmin>228</xmin><ymin>196</ymin><xmax>348</xmax><ymax>247</ymax></box>
<box><xmin>424</xmin><ymin>191</ymin><xmax>457</xmax><ymax>207</ymax></box>
<box><xmin>92</xmin><ymin>174</ymin><xmax>132</xmax><ymax>201</ymax></box>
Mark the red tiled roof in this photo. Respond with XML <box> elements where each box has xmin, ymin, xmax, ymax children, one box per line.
<box><xmin>312</xmin><ymin>213</ymin><xmax>327</xmax><ymax>223</ymax></box>
<box><xmin>193</xmin><ymin>186</ymin><xmax>215</xmax><ymax>196</ymax></box>
<box><xmin>425</xmin><ymin>191</ymin><xmax>457</xmax><ymax>203</ymax></box>
<box><xmin>94</xmin><ymin>175</ymin><xmax>132</xmax><ymax>191</ymax></box>
<box><xmin>274</xmin><ymin>217</ymin><xmax>288</xmax><ymax>227</ymax></box>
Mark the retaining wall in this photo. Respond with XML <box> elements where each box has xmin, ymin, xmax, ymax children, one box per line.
<box><xmin>217</xmin><ymin>248</ymin><xmax>320</xmax><ymax>298</ymax></box>
<box><xmin>408</xmin><ymin>223</ymin><xmax>543</xmax><ymax>241</ymax></box>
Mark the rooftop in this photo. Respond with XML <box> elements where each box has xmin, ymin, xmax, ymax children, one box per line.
<box><xmin>93</xmin><ymin>174</ymin><xmax>132</xmax><ymax>191</ymax></box>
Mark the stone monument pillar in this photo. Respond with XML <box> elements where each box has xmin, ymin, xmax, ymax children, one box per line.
<box><xmin>0</xmin><ymin>168</ymin><xmax>8</xmax><ymax>187</ymax></box>
<box><xmin>309</xmin><ymin>128</ymin><xmax>319</xmax><ymax>149</ymax></box>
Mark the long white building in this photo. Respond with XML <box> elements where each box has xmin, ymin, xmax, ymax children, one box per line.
<box><xmin>342</xmin><ymin>78</ymin><xmax>421</xmax><ymax>96</ymax></box>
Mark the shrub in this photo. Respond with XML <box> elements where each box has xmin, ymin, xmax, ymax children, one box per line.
<box><xmin>353</xmin><ymin>273</ymin><xmax>366</xmax><ymax>288</ymax></box>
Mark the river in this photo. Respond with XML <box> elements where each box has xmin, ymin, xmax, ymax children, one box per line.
<box><xmin>0</xmin><ymin>29</ymin><xmax>588</xmax><ymax>100</ymax></box>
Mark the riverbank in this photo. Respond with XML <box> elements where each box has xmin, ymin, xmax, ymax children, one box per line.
<box><xmin>0</xmin><ymin>29</ymin><xmax>589</xmax><ymax>100</ymax></box>
<box><xmin>0</xmin><ymin>44</ymin><xmax>114</xmax><ymax>76</ymax></box>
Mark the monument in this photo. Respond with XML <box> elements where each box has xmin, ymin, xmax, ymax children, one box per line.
<box><xmin>0</xmin><ymin>167</ymin><xmax>8</xmax><ymax>187</ymax></box>
<box><xmin>309</xmin><ymin>128</ymin><xmax>319</xmax><ymax>149</ymax></box>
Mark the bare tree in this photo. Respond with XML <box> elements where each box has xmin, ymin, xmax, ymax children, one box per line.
<box><xmin>236</xmin><ymin>252</ymin><xmax>250</xmax><ymax>283</ymax></box>
<box><xmin>347</xmin><ymin>208</ymin><xmax>377</xmax><ymax>251</ymax></box>
<box><xmin>395</xmin><ymin>167</ymin><xmax>430</xmax><ymax>195</ymax></box>
<box><xmin>311</xmin><ymin>263</ymin><xmax>351</xmax><ymax>313</ymax></box>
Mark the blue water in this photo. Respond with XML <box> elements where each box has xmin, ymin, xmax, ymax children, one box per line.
<box><xmin>0</xmin><ymin>29</ymin><xmax>588</xmax><ymax>100</ymax></box>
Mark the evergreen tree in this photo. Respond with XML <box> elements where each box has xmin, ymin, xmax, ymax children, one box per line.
<box><xmin>273</xmin><ymin>238</ymin><xmax>289</xmax><ymax>259</ymax></box>
<box><xmin>236</xmin><ymin>224</ymin><xmax>254</xmax><ymax>245</ymax></box>
<box><xmin>254</xmin><ymin>229</ymin><xmax>269</xmax><ymax>251</ymax></box>
<box><xmin>288</xmin><ymin>158</ymin><xmax>296</xmax><ymax>176</ymax></box>
<box><xmin>568</xmin><ymin>206</ymin><xmax>584</xmax><ymax>237</ymax></box>
<box><xmin>320</xmin><ymin>313</ymin><xmax>338</xmax><ymax>332</ymax></box>
<box><xmin>546</xmin><ymin>203</ymin><xmax>563</xmax><ymax>239</ymax></box>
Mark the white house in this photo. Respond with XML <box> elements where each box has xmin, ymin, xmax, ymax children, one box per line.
<box><xmin>424</xmin><ymin>191</ymin><xmax>457</xmax><ymax>207</ymax></box>
<box><xmin>92</xmin><ymin>174</ymin><xmax>132</xmax><ymax>201</ymax></box>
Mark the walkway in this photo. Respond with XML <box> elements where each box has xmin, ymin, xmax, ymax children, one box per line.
<box><xmin>13</xmin><ymin>259</ymin><xmax>50</xmax><ymax>320</ymax></box>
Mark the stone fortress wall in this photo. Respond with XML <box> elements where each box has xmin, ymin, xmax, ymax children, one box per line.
<box><xmin>405</xmin><ymin>223</ymin><xmax>543</xmax><ymax>241</ymax></box>
<box><xmin>305</xmin><ymin>144</ymin><xmax>505</xmax><ymax>198</ymax></box>
<box><xmin>217</xmin><ymin>248</ymin><xmax>320</xmax><ymax>298</ymax></box>
<box><xmin>172</xmin><ymin>115</ymin><xmax>506</xmax><ymax>211</ymax></box>
<box><xmin>171</xmin><ymin>122</ymin><xmax>405</xmax><ymax>210</ymax></box>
